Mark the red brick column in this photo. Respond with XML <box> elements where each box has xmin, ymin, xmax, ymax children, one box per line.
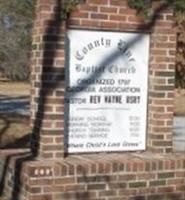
<box><xmin>148</xmin><ymin>8</ymin><xmax>177</xmax><ymax>153</ymax></box>
<box><xmin>31</xmin><ymin>0</ymin><xmax>66</xmax><ymax>159</ymax></box>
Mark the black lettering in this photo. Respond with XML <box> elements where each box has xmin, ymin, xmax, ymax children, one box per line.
<box><xmin>104</xmin><ymin>95</ymin><xmax>122</xmax><ymax>104</ymax></box>
<box><xmin>90</xmin><ymin>96</ymin><xmax>101</xmax><ymax>104</ymax></box>
<box><xmin>126</xmin><ymin>96</ymin><xmax>140</xmax><ymax>104</ymax></box>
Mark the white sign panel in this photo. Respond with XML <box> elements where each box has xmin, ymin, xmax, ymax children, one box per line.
<box><xmin>65</xmin><ymin>29</ymin><xmax>150</xmax><ymax>153</ymax></box>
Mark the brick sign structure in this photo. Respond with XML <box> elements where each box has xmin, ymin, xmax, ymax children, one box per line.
<box><xmin>1</xmin><ymin>0</ymin><xmax>185</xmax><ymax>200</ymax></box>
<box><xmin>30</xmin><ymin>0</ymin><xmax>177</xmax><ymax>158</ymax></box>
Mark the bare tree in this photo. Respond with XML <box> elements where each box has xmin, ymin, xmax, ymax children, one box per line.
<box><xmin>0</xmin><ymin>0</ymin><xmax>35</xmax><ymax>80</ymax></box>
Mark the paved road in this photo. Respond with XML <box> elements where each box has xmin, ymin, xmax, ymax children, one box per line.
<box><xmin>0</xmin><ymin>95</ymin><xmax>29</xmax><ymax>116</ymax></box>
<box><xmin>173</xmin><ymin>116</ymin><xmax>185</xmax><ymax>151</ymax></box>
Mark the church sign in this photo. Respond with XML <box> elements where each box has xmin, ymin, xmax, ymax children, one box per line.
<box><xmin>66</xmin><ymin>29</ymin><xmax>150</xmax><ymax>153</ymax></box>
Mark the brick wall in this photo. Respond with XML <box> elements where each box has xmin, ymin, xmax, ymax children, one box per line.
<box><xmin>0</xmin><ymin>0</ymin><xmax>182</xmax><ymax>200</ymax></box>
<box><xmin>1</xmin><ymin>151</ymin><xmax>185</xmax><ymax>200</ymax></box>
<box><xmin>25</xmin><ymin>153</ymin><xmax>185</xmax><ymax>200</ymax></box>
<box><xmin>30</xmin><ymin>0</ymin><xmax>66</xmax><ymax>159</ymax></box>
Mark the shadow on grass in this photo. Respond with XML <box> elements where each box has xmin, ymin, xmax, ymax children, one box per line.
<box><xmin>0</xmin><ymin>116</ymin><xmax>10</xmax><ymax>144</ymax></box>
<box><xmin>0</xmin><ymin>114</ymin><xmax>30</xmax><ymax>149</ymax></box>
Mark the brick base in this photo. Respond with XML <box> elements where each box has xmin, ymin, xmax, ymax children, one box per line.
<box><xmin>1</xmin><ymin>150</ymin><xmax>185</xmax><ymax>200</ymax></box>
